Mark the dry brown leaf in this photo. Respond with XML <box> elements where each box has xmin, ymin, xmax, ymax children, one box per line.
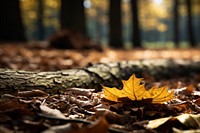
<box><xmin>147</xmin><ymin>114</ymin><xmax>200</xmax><ymax>129</ymax></box>
<box><xmin>42</xmin><ymin>124</ymin><xmax>72</xmax><ymax>133</ymax></box>
<box><xmin>40</xmin><ymin>105</ymin><xmax>66</xmax><ymax>119</ymax></box>
<box><xmin>0</xmin><ymin>99</ymin><xmax>27</xmax><ymax>112</ymax></box>
<box><xmin>102</xmin><ymin>74</ymin><xmax>174</xmax><ymax>104</ymax></box>
<box><xmin>17</xmin><ymin>90</ymin><xmax>48</xmax><ymax>97</ymax></box>
<box><xmin>69</xmin><ymin>117</ymin><xmax>109</xmax><ymax>133</ymax></box>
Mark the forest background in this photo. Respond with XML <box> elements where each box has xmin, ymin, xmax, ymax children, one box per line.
<box><xmin>19</xmin><ymin>0</ymin><xmax>200</xmax><ymax>48</ymax></box>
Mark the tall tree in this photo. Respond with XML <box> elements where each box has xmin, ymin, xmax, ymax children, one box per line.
<box><xmin>0</xmin><ymin>0</ymin><xmax>26</xmax><ymax>42</ymax></box>
<box><xmin>60</xmin><ymin>0</ymin><xmax>86</xmax><ymax>35</ymax></box>
<box><xmin>109</xmin><ymin>0</ymin><xmax>123</xmax><ymax>48</ymax></box>
<box><xmin>185</xmin><ymin>0</ymin><xmax>195</xmax><ymax>46</ymax></box>
<box><xmin>37</xmin><ymin>0</ymin><xmax>44</xmax><ymax>40</ymax></box>
<box><xmin>131</xmin><ymin>0</ymin><xmax>141</xmax><ymax>48</ymax></box>
<box><xmin>173</xmin><ymin>0</ymin><xmax>179</xmax><ymax>47</ymax></box>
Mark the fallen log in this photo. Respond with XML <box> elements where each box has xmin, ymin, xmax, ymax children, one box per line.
<box><xmin>0</xmin><ymin>59</ymin><xmax>199</xmax><ymax>94</ymax></box>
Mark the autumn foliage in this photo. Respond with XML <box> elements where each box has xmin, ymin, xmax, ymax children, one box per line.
<box><xmin>102</xmin><ymin>74</ymin><xmax>174</xmax><ymax>103</ymax></box>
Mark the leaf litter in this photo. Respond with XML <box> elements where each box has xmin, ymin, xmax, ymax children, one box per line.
<box><xmin>0</xmin><ymin>73</ymin><xmax>199</xmax><ymax>133</ymax></box>
<box><xmin>0</xmin><ymin>45</ymin><xmax>200</xmax><ymax>132</ymax></box>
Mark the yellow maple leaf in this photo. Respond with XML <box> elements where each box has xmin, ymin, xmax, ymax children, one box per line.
<box><xmin>102</xmin><ymin>74</ymin><xmax>174</xmax><ymax>104</ymax></box>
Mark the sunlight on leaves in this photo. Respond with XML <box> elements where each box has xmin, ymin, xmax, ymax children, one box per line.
<box><xmin>102</xmin><ymin>74</ymin><xmax>174</xmax><ymax>103</ymax></box>
<box><xmin>147</xmin><ymin>114</ymin><xmax>200</xmax><ymax>129</ymax></box>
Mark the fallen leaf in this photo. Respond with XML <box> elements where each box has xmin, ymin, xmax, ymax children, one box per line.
<box><xmin>17</xmin><ymin>90</ymin><xmax>48</xmax><ymax>97</ymax></box>
<box><xmin>175</xmin><ymin>85</ymin><xmax>194</xmax><ymax>96</ymax></box>
<box><xmin>40</xmin><ymin>105</ymin><xmax>66</xmax><ymax>119</ymax></box>
<box><xmin>176</xmin><ymin>114</ymin><xmax>200</xmax><ymax>128</ymax></box>
<box><xmin>69</xmin><ymin>117</ymin><xmax>109</xmax><ymax>133</ymax></box>
<box><xmin>147</xmin><ymin>114</ymin><xmax>200</xmax><ymax>130</ymax></box>
<box><xmin>42</xmin><ymin>124</ymin><xmax>72</xmax><ymax>133</ymax></box>
<box><xmin>173</xmin><ymin>127</ymin><xmax>200</xmax><ymax>133</ymax></box>
<box><xmin>146</xmin><ymin>116</ymin><xmax>173</xmax><ymax>129</ymax></box>
<box><xmin>102</xmin><ymin>74</ymin><xmax>174</xmax><ymax>103</ymax></box>
<box><xmin>95</xmin><ymin>108</ymin><xmax>134</xmax><ymax>125</ymax></box>
<box><xmin>0</xmin><ymin>99</ymin><xmax>27</xmax><ymax>112</ymax></box>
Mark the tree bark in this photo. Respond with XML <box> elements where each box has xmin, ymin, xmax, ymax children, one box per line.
<box><xmin>109</xmin><ymin>0</ymin><xmax>123</xmax><ymax>48</ymax></box>
<box><xmin>185</xmin><ymin>0</ymin><xmax>195</xmax><ymax>47</ymax></box>
<box><xmin>174</xmin><ymin>0</ymin><xmax>179</xmax><ymax>47</ymax></box>
<box><xmin>0</xmin><ymin>0</ymin><xmax>26</xmax><ymax>42</ymax></box>
<box><xmin>131</xmin><ymin>0</ymin><xmax>141</xmax><ymax>48</ymax></box>
<box><xmin>0</xmin><ymin>59</ymin><xmax>199</xmax><ymax>95</ymax></box>
<box><xmin>60</xmin><ymin>0</ymin><xmax>86</xmax><ymax>35</ymax></box>
<box><xmin>37</xmin><ymin>0</ymin><xmax>45</xmax><ymax>40</ymax></box>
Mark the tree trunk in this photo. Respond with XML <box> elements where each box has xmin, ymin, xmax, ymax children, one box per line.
<box><xmin>60</xmin><ymin>0</ymin><xmax>86</xmax><ymax>35</ymax></box>
<box><xmin>185</xmin><ymin>0</ymin><xmax>195</xmax><ymax>47</ymax></box>
<box><xmin>131</xmin><ymin>0</ymin><xmax>141</xmax><ymax>48</ymax></box>
<box><xmin>37</xmin><ymin>0</ymin><xmax>45</xmax><ymax>40</ymax></box>
<box><xmin>0</xmin><ymin>0</ymin><xmax>26</xmax><ymax>42</ymax></box>
<box><xmin>174</xmin><ymin>0</ymin><xmax>179</xmax><ymax>47</ymax></box>
<box><xmin>0</xmin><ymin>59</ymin><xmax>199</xmax><ymax>95</ymax></box>
<box><xmin>109</xmin><ymin>0</ymin><xmax>123</xmax><ymax>48</ymax></box>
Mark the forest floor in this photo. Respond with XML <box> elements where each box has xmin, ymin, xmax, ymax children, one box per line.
<box><xmin>0</xmin><ymin>44</ymin><xmax>200</xmax><ymax>71</ymax></box>
<box><xmin>0</xmin><ymin>44</ymin><xmax>200</xmax><ymax>133</ymax></box>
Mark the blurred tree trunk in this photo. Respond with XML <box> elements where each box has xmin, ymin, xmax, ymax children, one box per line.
<box><xmin>0</xmin><ymin>0</ymin><xmax>26</xmax><ymax>42</ymax></box>
<box><xmin>37</xmin><ymin>0</ymin><xmax>45</xmax><ymax>40</ymax></box>
<box><xmin>185</xmin><ymin>0</ymin><xmax>195</xmax><ymax>47</ymax></box>
<box><xmin>109</xmin><ymin>0</ymin><xmax>123</xmax><ymax>48</ymax></box>
<box><xmin>131</xmin><ymin>0</ymin><xmax>141</xmax><ymax>48</ymax></box>
<box><xmin>60</xmin><ymin>0</ymin><xmax>86</xmax><ymax>35</ymax></box>
<box><xmin>173</xmin><ymin>0</ymin><xmax>179</xmax><ymax>47</ymax></box>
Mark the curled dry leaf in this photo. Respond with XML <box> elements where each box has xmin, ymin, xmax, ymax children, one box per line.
<box><xmin>17</xmin><ymin>90</ymin><xmax>48</xmax><ymax>97</ymax></box>
<box><xmin>102</xmin><ymin>74</ymin><xmax>174</xmax><ymax>104</ymax></box>
<box><xmin>175</xmin><ymin>84</ymin><xmax>194</xmax><ymax>96</ymax></box>
<box><xmin>40</xmin><ymin>105</ymin><xmax>66</xmax><ymax>119</ymax></box>
<box><xmin>147</xmin><ymin>114</ymin><xmax>200</xmax><ymax>130</ymax></box>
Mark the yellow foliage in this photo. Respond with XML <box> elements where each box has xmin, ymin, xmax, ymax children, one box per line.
<box><xmin>102</xmin><ymin>74</ymin><xmax>174</xmax><ymax>104</ymax></box>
